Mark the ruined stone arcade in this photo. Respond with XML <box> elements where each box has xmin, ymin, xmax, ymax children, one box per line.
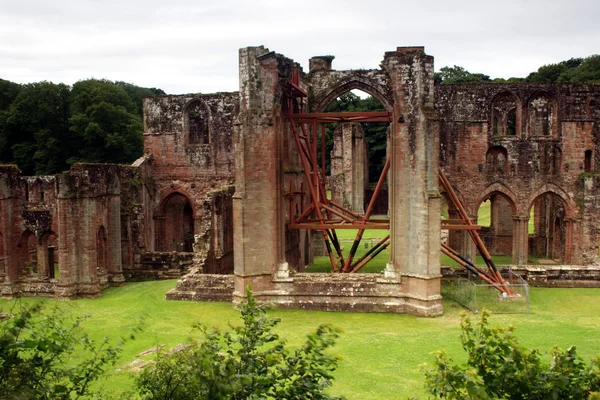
<box><xmin>0</xmin><ymin>46</ymin><xmax>598</xmax><ymax>315</ymax></box>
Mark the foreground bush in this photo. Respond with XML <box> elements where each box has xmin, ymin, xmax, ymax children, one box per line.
<box><xmin>0</xmin><ymin>302</ymin><xmax>133</xmax><ymax>400</ymax></box>
<box><xmin>135</xmin><ymin>289</ymin><xmax>342</xmax><ymax>400</ymax></box>
<box><xmin>423</xmin><ymin>310</ymin><xmax>600</xmax><ymax>399</ymax></box>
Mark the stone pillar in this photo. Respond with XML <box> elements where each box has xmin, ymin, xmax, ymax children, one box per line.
<box><xmin>0</xmin><ymin>166</ymin><xmax>25</xmax><ymax>297</ymax></box>
<box><xmin>512</xmin><ymin>215</ymin><xmax>530</xmax><ymax>265</ymax></box>
<box><xmin>330</xmin><ymin>124</ymin><xmax>367</xmax><ymax>214</ymax></box>
<box><xmin>36</xmin><ymin>243</ymin><xmax>49</xmax><ymax>279</ymax></box>
<box><xmin>108</xmin><ymin>194</ymin><xmax>124</xmax><ymax>282</ymax></box>
<box><xmin>564</xmin><ymin>217</ymin><xmax>574</xmax><ymax>265</ymax></box>
<box><xmin>233</xmin><ymin>46</ymin><xmax>291</xmax><ymax>300</ymax></box>
<box><xmin>382</xmin><ymin>47</ymin><xmax>442</xmax><ymax>316</ymax></box>
<box><xmin>351</xmin><ymin>125</ymin><xmax>367</xmax><ymax>215</ymax></box>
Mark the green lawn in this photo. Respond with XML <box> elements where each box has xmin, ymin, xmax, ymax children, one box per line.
<box><xmin>2</xmin><ymin>282</ymin><xmax>599</xmax><ymax>399</ymax></box>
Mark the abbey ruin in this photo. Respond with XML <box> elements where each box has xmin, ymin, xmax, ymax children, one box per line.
<box><xmin>1</xmin><ymin>46</ymin><xmax>599</xmax><ymax>316</ymax></box>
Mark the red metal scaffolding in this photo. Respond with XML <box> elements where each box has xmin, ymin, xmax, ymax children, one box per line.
<box><xmin>284</xmin><ymin>70</ymin><xmax>514</xmax><ymax>291</ymax></box>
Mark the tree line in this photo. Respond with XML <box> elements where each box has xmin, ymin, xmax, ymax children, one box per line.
<box><xmin>435</xmin><ymin>54</ymin><xmax>600</xmax><ymax>84</ymax></box>
<box><xmin>0</xmin><ymin>78</ymin><xmax>164</xmax><ymax>175</ymax></box>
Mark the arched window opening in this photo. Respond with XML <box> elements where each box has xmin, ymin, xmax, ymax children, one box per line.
<box><xmin>156</xmin><ymin>193</ymin><xmax>195</xmax><ymax>252</ymax></box>
<box><xmin>478</xmin><ymin>194</ymin><xmax>514</xmax><ymax>259</ymax></box>
<box><xmin>325</xmin><ymin>89</ymin><xmax>388</xmax><ymax>216</ymax></box>
<box><xmin>485</xmin><ymin>146</ymin><xmax>508</xmax><ymax>174</ymax></box>
<box><xmin>186</xmin><ymin>100</ymin><xmax>210</xmax><ymax>145</ymax></box>
<box><xmin>39</xmin><ymin>185</ymin><xmax>45</xmax><ymax>203</ymax></box>
<box><xmin>491</xmin><ymin>92</ymin><xmax>518</xmax><ymax>137</ymax></box>
<box><xmin>528</xmin><ymin>94</ymin><xmax>554</xmax><ymax>136</ymax></box>
<box><xmin>584</xmin><ymin>150</ymin><xmax>593</xmax><ymax>172</ymax></box>
<box><xmin>307</xmin><ymin>87</ymin><xmax>391</xmax><ymax>272</ymax></box>
<box><xmin>528</xmin><ymin>193</ymin><xmax>566</xmax><ymax>264</ymax></box>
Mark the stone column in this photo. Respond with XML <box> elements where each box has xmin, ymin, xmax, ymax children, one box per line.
<box><xmin>564</xmin><ymin>217</ymin><xmax>574</xmax><ymax>265</ymax></box>
<box><xmin>108</xmin><ymin>194</ymin><xmax>124</xmax><ymax>282</ymax></box>
<box><xmin>382</xmin><ymin>47</ymin><xmax>442</xmax><ymax>316</ymax></box>
<box><xmin>233</xmin><ymin>47</ymin><xmax>292</xmax><ymax>300</ymax></box>
<box><xmin>512</xmin><ymin>215</ymin><xmax>530</xmax><ymax>265</ymax></box>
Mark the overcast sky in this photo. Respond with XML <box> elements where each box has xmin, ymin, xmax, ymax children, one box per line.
<box><xmin>1</xmin><ymin>0</ymin><xmax>599</xmax><ymax>95</ymax></box>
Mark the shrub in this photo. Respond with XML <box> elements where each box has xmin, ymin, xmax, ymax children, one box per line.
<box><xmin>135</xmin><ymin>289</ymin><xmax>343</xmax><ymax>400</ymax></box>
<box><xmin>0</xmin><ymin>301</ymin><xmax>135</xmax><ymax>400</ymax></box>
<box><xmin>423</xmin><ymin>310</ymin><xmax>600</xmax><ymax>399</ymax></box>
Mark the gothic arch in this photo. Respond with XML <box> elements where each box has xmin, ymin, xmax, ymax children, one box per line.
<box><xmin>183</xmin><ymin>98</ymin><xmax>212</xmax><ymax>145</ymax></box>
<box><xmin>527</xmin><ymin>183</ymin><xmax>574</xmax><ymax>217</ymax></box>
<box><xmin>475</xmin><ymin>183</ymin><xmax>518</xmax><ymax>215</ymax></box>
<box><xmin>312</xmin><ymin>78</ymin><xmax>393</xmax><ymax>112</ymax></box>
<box><xmin>526</xmin><ymin>91</ymin><xmax>557</xmax><ymax>137</ymax></box>
<box><xmin>491</xmin><ymin>91</ymin><xmax>520</xmax><ymax>136</ymax></box>
<box><xmin>527</xmin><ymin>190</ymin><xmax>568</xmax><ymax>263</ymax></box>
<box><xmin>155</xmin><ymin>192</ymin><xmax>195</xmax><ymax>252</ymax></box>
<box><xmin>485</xmin><ymin>146</ymin><xmax>509</xmax><ymax>174</ymax></box>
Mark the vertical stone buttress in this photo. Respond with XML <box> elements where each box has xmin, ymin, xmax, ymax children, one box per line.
<box><xmin>55</xmin><ymin>167</ymin><xmax>123</xmax><ymax>298</ymax></box>
<box><xmin>382</xmin><ymin>47</ymin><xmax>442</xmax><ymax>314</ymax></box>
<box><xmin>0</xmin><ymin>166</ymin><xmax>23</xmax><ymax>296</ymax></box>
<box><xmin>233</xmin><ymin>47</ymin><xmax>289</xmax><ymax>300</ymax></box>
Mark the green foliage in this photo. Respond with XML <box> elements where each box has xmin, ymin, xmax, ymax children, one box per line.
<box><xmin>115</xmin><ymin>81</ymin><xmax>165</xmax><ymax>117</ymax></box>
<box><xmin>526</xmin><ymin>58</ymin><xmax>583</xmax><ymax>83</ymax></box>
<box><xmin>3</xmin><ymin>81</ymin><xmax>71</xmax><ymax>174</ymax></box>
<box><xmin>0</xmin><ymin>78</ymin><xmax>21</xmax><ymax>110</ymax></box>
<box><xmin>135</xmin><ymin>288</ymin><xmax>342</xmax><ymax>400</ymax></box>
<box><xmin>434</xmin><ymin>65</ymin><xmax>491</xmax><ymax>85</ymax></box>
<box><xmin>423</xmin><ymin>310</ymin><xmax>600</xmax><ymax>399</ymax></box>
<box><xmin>0</xmin><ymin>77</ymin><xmax>161</xmax><ymax>174</ymax></box>
<box><xmin>0</xmin><ymin>301</ymin><xmax>136</xmax><ymax>400</ymax></box>
<box><xmin>526</xmin><ymin>55</ymin><xmax>600</xmax><ymax>83</ymax></box>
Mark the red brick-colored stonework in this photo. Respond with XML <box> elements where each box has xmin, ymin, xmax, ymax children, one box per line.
<box><xmin>0</xmin><ymin>47</ymin><xmax>599</xmax><ymax>317</ymax></box>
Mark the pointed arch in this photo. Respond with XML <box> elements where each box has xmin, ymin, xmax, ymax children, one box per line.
<box><xmin>156</xmin><ymin>192</ymin><xmax>195</xmax><ymax>252</ymax></box>
<box><xmin>491</xmin><ymin>91</ymin><xmax>520</xmax><ymax>137</ymax></box>
<box><xmin>312</xmin><ymin>79</ymin><xmax>393</xmax><ymax>112</ymax></box>
<box><xmin>183</xmin><ymin>99</ymin><xmax>211</xmax><ymax>145</ymax></box>
<box><xmin>526</xmin><ymin>91</ymin><xmax>557</xmax><ymax>137</ymax></box>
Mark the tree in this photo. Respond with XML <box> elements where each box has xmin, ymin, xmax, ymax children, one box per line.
<box><xmin>69</xmin><ymin>79</ymin><xmax>143</xmax><ymax>164</ymax></box>
<box><xmin>0</xmin><ymin>79</ymin><xmax>20</xmax><ymax>110</ymax></box>
<box><xmin>0</xmin><ymin>301</ymin><xmax>135</xmax><ymax>400</ymax></box>
<box><xmin>2</xmin><ymin>81</ymin><xmax>71</xmax><ymax>175</ymax></box>
<box><xmin>135</xmin><ymin>288</ymin><xmax>342</xmax><ymax>400</ymax></box>
<box><xmin>558</xmin><ymin>55</ymin><xmax>600</xmax><ymax>83</ymax></box>
<box><xmin>526</xmin><ymin>57</ymin><xmax>583</xmax><ymax>83</ymax></box>
<box><xmin>423</xmin><ymin>310</ymin><xmax>600</xmax><ymax>399</ymax></box>
<box><xmin>434</xmin><ymin>66</ymin><xmax>491</xmax><ymax>85</ymax></box>
<box><xmin>115</xmin><ymin>81</ymin><xmax>165</xmax><ymax>118</ymax></box>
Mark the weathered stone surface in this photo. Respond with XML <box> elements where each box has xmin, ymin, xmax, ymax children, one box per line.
<box><xmin>0</xmin><ymin>46</ymin><xmax>598</xmax><ymax>317</ymax></box>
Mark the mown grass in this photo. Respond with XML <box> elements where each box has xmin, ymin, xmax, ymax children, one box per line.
<box><xmin>2</xmin><ymin>282</ymin><xmax>599</xmax><ymax>399</ymax></box>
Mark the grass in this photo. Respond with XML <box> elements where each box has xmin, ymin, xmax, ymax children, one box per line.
<box><xmin>2</xmin><ymin>282</ymin><xmax>599</xmax><ymax>399</ymax></box>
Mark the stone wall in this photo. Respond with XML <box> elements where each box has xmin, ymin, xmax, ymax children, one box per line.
<box><xmin>437</xmin><ymin>84</ymin><xmax>600</xmax><ymax>266</ymax></box>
